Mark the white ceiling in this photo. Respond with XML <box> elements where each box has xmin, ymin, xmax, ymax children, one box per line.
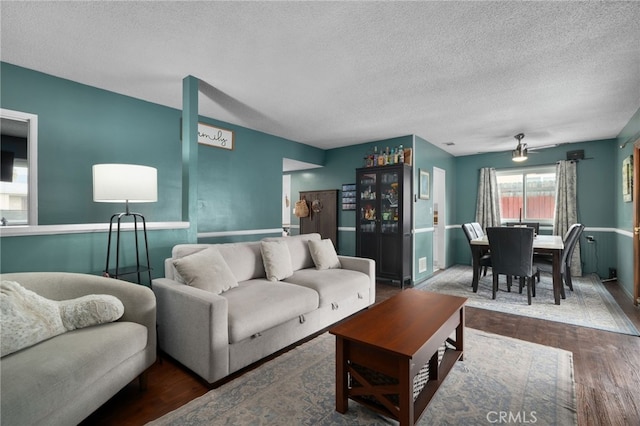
<box><xmin>1</xmin><ymin>1</ymin><xmax>639</xmax><ymax>157</ymax></box>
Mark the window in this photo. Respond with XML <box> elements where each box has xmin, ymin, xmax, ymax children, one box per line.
<box><xmin>496</xmin><ymin>166</ymin><xmax>556</xmax><ymax>224</ymax></box>
<box><xmin>0</xmin><ymin>108</ymin><xmax>38</xmax><ymax>226</ymax></box>
<box><xmin>0</xmin><ymin>161</ymin><xmax>29</xmax><ymax>225</ymax></box>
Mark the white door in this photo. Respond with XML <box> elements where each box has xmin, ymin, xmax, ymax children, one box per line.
<box><xmin>282</xmin><ymin>174</ymin><xmax>291</xmax><ymax>235</ymax></box>
<box><xmin>433</xmin><ymin>167</ymin><xmax>446</xmax><ymax>270</ymax></box>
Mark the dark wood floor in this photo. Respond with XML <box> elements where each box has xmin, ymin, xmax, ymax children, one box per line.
<box><xmin>82</xmin><ymin>279</ymin><xmax>640</xmax><ymax>426</ymax></box>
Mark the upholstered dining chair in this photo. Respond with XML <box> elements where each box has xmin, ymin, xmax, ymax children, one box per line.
<box><xmin>470</xmin><ymin>222</ymin><xmax>485</xmax><ymax>238</ymax></box>
<box><xmin>462</xmin><ymin>223</ymin><xmax>492</xmax><ymax>278</ymax></box>
<box><xmin>535</xmin><ymin>223</ymin><xmax>584</xmax><ymax>292</ymax></box>
<box><xmin>486</xmin><ymin>226</ymin><xmax>538</xmax><ymax>305</ymax></box>
<box><xmin>505</xmin><ymin>222</ymin><xmax>540</xmax><ymax>235</ymax></box>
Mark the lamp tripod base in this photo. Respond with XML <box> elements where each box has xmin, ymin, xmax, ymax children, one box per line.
<box><xmin>103</xmin><ymin>208</ymin><xmax>152</xmax><ymax>285</ymax></box>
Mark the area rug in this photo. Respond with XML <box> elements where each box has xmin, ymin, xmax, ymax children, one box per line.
<box><xmin>147</xmin><ymin>329</ymin><xmax>576</xmax><ymax>426</ymax></box>
<box><xmin>417</xmin><ymin>264</ymin><xmax>639</xmax><ymax>336</ymax></box>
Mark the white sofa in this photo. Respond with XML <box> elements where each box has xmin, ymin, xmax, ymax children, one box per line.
<box><xmin>0</xmin><ymin>272</ymin><xmax>156</xmax><ymax>426</ymax></box>
<box><xmin>152</xmin><ymin>233</ymin><xmax>375</xmax><ymax>385</ymax></box>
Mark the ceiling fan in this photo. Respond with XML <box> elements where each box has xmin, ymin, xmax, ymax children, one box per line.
<box><xmin>510</xmin><ymin>133</ymin><xmax>562</xmax><ymax>161</ymax></box>
<box><xmin>512</xmin><ymin>133</ymin><xmax>528</xmax><ymax>162</ymax></box>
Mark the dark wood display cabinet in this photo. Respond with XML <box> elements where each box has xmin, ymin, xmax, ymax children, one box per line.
<box><xmin>299</xmin><ymin>189</ymin><xmax>338</xmax><ymax>247</ymax></box>
<box><xmin>356</xmin><ymin>164</ymin><xmax>412</xmax><ymax>287</ymax></box>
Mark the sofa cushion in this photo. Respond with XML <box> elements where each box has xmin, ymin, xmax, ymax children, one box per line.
<box><xmin>284</xmin><ymin>269</ymin><xmax>370</xmax><ymax>307</ymax></box>
<box><xmin>1</xmin><ymin>280</ymin><xmax>124</xmax><ymax>357</ymax></box>
<box><xmin>172</xmin><ymin>246</ymin><xmax>238</xmax><ymax>294</ymax></box>
<box><xmin>223</xmin><ymin>280</ymin><xmax>319</xmax><ymax>343</ymax></box>
<box><xmin>262</xmin><ymin>233</ymin><xmax>320</xmax><ymax>271</ymax></box>
<box><xmin>172</xmin><ymin>242</ymin><xmax>266</xmax><ymax>282</ymax></box>
<box><xmin>260</xmin><ymin>241</ymin><xmax>293</xmax><ymax>281</ymax></box>
<box><xmin>216</xmin><ymin>242</ymin><xmax>266</xmax><ymax>282</ymax></box>
<box><xmin>0</xmin><ymin>322</ymin><xmax>147</xmax><ymax>425</ymax></box>
<box><xmin>308</xmin><ymin>239</ymin><xmax>342</xmax><ymax>270</ymax></box>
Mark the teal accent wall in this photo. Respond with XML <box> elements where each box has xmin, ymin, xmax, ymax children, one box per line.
<box><xmin>197</xmin><ymin>117</ymin><xmax>323</xmax><ymax>235</ymax></box>
<box><xmin>0</xmin><ymin>62</ymin><xmax>189</xmax><ymax>280</ymax></box>
<box><xmin>614</xmin><ymin>107</ymin><xmax>640</xmax><ymax>298</ymax></box>
<box><xmin>0</xmin><ymin>63</ymin><xmax>324</xmax><ymax>277</ymax></box>
<box><xmin>0</xmin><ymin>62</ymin><xmax>183</xmax><ymax>224</ymax></box>
<box><xmin>413</xmin><ymin>135</ymin><xmax>457</xmax><ymax>283</ymax></box>
<box><xmin>182</xmin><ymin>75</ymin><xmax>199</xmax><ymax>242</ymax></box>
<box><xmin>0</xmin><ymin>229</ymin><xmax>187</xmax><ymax>279</ymax></box>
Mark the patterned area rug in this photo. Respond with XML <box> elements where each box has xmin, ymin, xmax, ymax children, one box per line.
<box><xmin>418</xmin><ymin>265</ymin><xmax>639</xmax><ymax>336</ymax></box>
<box><xmin>147</xmin><ymin>329</ymin><xmax>576</xmax><ymax>426</ymax></box>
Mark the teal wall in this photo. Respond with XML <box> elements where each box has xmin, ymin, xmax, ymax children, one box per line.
<box><xmin>0</xmin><ymin>63</ymin><xmax>323</xmax><ymax>277</ymax></box>
<box><xmin>0</xmin><ymin>230</ymin><xmax>188</xmax><ymax>279</ymax></box>
<box><xmin>0</xmin><ymin>62</ymin><xmax>188</xmax><ymax>279</ymax></box>
<box><xmin>412</xmin><ymin>135</ymin><xmax>457</xmax><ymax>283</ymax></box>
<box><xmin>614</xmin><ymin>107</ymin><xmax>640</xmax><ymax>298</ymax></box>
<box><xmin>197</xmin><ymin>116</ymin><xmax>323</xmax><ymax>238</ymax></box>
<box><xmin>0</xmin><ymin>62</ymin><xmax>183</xmax><ymax>224</ymax></box>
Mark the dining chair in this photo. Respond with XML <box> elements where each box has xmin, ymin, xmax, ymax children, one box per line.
<box><xmin>470</xmin><ymin>222</ymin><xmax>485</xmax><ymax>237</ymax></box>
<box><xmin>486</xmin><ymin>226</ymin><xmax>538</xmax><ymax>305</ymax></box>
<box><xmin>535</xmin><ymin>223</ymin><xmax>584</xmax><ymax>291</ymax></box>
<box><xmin>470</xmin><ymin>222</ymin><xmax>491</xmax><ymax>267</ymax></box>
<box><xmin>506</xmin><ymin>222</ymin><xmax>540</xmax><ymax>234</ymax></box>
<box><xmin>461</xmin><ymin>223</ymin><xmax>491</xmax><ymax>278</ymax></box>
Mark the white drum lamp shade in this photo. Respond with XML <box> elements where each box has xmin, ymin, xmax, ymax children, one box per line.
<box><xmin>93</xmin><ymin>164</ymin><xmax>157</xmax><ymax>203</ymax></box>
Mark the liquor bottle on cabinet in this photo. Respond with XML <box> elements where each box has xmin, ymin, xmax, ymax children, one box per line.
<box><xmin>356</xmin><ymin>163</ymin><xmax>412</xmax><ymax>287</ymax></box>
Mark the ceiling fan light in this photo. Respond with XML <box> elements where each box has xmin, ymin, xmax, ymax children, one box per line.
<box><xmin>511</xmin><ymin>133</ymin><xmax>528</xmax><ymax>162</ymax></box>
<box><xmin>512</xmin><ymin>147</ymin><xmax>528</xmax><ymax>162</ymax></box>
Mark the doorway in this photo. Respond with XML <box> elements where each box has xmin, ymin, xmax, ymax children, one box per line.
<box><xmin>282</xmin><ymin>174</ymin><xmax>291</xmax><ymax>236</ymax></box>
<box><xmin>432</xmin><ymin>167</ymin><xmax>446</xmax><ymax>271</ymax></box>
<box><xmin>633</xmin><ymin>139</ymin><xmax>639</xmax><ymax>305</ymax></box>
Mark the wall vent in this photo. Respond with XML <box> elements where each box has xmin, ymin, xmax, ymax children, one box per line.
<box><xmin>419</xmin><ymin>257</ymin><xmax>427</xmax><ymax>273</ymax></box>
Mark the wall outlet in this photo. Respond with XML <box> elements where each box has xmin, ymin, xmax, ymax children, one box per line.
<box><xmin>586</xmin><ymin>235</ymin><xmax>595</xmax><ymax>243</ymax></box>
<box><xmin>419</xmin><ymin>257</ymin><xmax>427</xmax><ymax>273</ymax></box>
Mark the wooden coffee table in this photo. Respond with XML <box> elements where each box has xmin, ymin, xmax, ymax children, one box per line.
<box><xmin>329</xmin><ymin>289</ymin><xmax>467</xmax><ymax>425</ymax></box>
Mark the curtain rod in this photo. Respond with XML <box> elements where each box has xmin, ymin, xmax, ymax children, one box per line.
<box><xmin>492</xmin><ymin>162</ymin><xmax>558</xmax><ymax>171</ymax></box>
<box><xmin>556</xmin><ymin>158</ymin><xmax>594</xmax><ymax>164</ymax></box>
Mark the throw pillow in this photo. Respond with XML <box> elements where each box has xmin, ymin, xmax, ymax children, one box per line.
<box><xmin>308</xmin><ymin>239</ymin><xmax>342</xmax><ymax>270</ymax></box>
<box><xmin>1</xmin><ymin>280</ymin><xmax>124</xmax><ymax>357</ymax></box>
<box><xmin>172</xmin><ymin>246</ymin><xmax>239</xmax><ymax>294</ymax></box>
<box><xmin>260</xmin><ymin>240</ymin><xmax>294</xmax><ymax>281</ymax></box>
<box><xmin>58</xmin><ymin>294</ymin><xmax>125</xmax><ymax>330</ymax></box>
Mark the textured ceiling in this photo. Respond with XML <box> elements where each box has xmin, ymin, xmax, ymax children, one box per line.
<box><xmin>1</xmin><ymin>1</ymin><xmax>639</xmax><ymax>156</ymax></box>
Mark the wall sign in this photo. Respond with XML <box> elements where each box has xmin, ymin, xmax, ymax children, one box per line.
<box><xmin>198</xmin><ymin>122</ymin><xmax>235</xmax><ymax>150</ymax></box>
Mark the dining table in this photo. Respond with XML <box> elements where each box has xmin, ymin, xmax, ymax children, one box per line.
<box><xmin>470</xmin><ymin>234</ymin><xmax>565</xmax><ymax>305</ymax></box>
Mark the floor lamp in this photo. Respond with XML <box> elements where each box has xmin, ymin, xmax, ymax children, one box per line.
<box><xmin>93</xmin><ymin>164</ymin><xmax>157</xmax><ymax>285</ymax></box>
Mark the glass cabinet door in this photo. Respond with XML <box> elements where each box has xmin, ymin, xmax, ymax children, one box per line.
<box><xmin>359</xmin><ymin>172</ymin><xmax>377</xmax><ymax>233</ymax></box>
<box><xmin>380</xmin><ymin>170</ymin><xmax>399</xmax><ymax>234</ymax></box>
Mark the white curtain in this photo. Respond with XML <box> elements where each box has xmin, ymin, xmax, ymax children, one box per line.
<box><xmin>554</xmin><ymin>160</ymin><xmax>582</xmax><ymax>276</ymax></box>
<box><xmin>475</xmin><ymin>168</ymin><xmax>501</xmax><ymax>230</ymax></box>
